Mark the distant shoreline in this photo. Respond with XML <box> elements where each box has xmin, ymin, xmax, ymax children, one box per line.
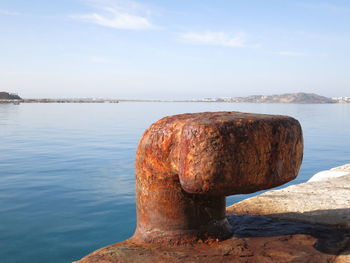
<box><xmin>0</xmin><ymin>99</ymin><xmax>120</xmax><ymax>104</ymax></box>
<box><xmin>1</xmin><ymin>92</ymin><xmax>350</xmax><ymax>104</ymax></box>
<box><xmin>1</xmin><ymin>99</ymin><xmax>349</xmax><ymax>104</ymax></box>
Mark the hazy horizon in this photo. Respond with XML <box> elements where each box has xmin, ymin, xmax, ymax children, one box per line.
<box><xmin>3</xmin><ymin>91</ymin><xmax>347</xmax><ymax>101</ymax></box>
<box><xmin>1</xmin><ymin>0</ymin><xmax>350</xmax><ymax>99</ymax></box>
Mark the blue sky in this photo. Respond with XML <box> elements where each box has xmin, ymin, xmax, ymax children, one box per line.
<box><xmin>0</xmin><ymin>0</ymin><xmax>349</xmax><ymax>99</ymax></box>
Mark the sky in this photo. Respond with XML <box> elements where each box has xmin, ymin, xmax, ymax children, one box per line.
<box><xmin>0</xmin><ymin>0</ymin><xmax>349</xmax><ymax>99</ymax></box>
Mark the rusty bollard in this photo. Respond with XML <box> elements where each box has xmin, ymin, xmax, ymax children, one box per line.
<box><xmin>133</xmin><ymin>112</ymin><xmax>303</xmax><ymax>244</ymax></box>
<box><xmin>76</xmin><ymin>111</ymin><xmax>303</xmax><ymax>263</ymax></box>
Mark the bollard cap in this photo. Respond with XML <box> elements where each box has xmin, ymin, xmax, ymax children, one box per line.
<box><xmin>138</xmin><ymin>112</ymin><xmax>303</xmax><ymax>197</ymax></box>
<box><xmin>176</xmin><ymin>112</ymin><xmax>303</xmax><ymax>196</ymax></box>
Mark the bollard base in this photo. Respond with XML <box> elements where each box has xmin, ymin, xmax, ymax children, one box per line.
<box><xmin>132</xmin><ymin>217</ymin><xmax>233</xmax><ymax>245</ymax></box>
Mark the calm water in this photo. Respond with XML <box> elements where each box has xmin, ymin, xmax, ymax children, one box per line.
<box><xmin>1</xmin><ymin>102</ymin><xmax>350</xmax><ymax>263</ymax></box>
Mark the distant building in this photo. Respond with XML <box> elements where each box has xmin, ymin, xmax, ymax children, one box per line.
<box><xmin>332</xmin><ymin>97</ymin><xmax>350</xmax><ymax>103</ymax></box>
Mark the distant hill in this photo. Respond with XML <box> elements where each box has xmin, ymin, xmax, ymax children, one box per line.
<box><xmin>0</xmin><ymin>92</ymin><xmax>22</xmax><ymax>100</ymax></box>
<box><xmin>201</xmin><ymin>93</ymin><xmax>336</xmax><ymax>104</ymax></box>
<box><xmin>0</xmin><ymin>92</ymin><xmax>344</xmax><ymax>104</ymax></box>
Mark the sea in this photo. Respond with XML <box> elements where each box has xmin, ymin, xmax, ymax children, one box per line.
<box><xmin>1</xmin><ymin>102</ymin><xmax>349</xmax><ymax>263</ymax></box>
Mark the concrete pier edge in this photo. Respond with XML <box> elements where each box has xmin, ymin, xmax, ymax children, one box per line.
<box><xmin>227</xmin><ymin>163</ymin><xmax>350</xmax><ymax>263</ymax></box>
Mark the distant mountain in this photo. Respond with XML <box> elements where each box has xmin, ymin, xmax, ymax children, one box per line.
<box><xmin>0</xmin><ymin>92</ymin><xmax>22</xmax><ymax>100</ymax></box>
<box><xmin>202</xmin><ymin>93</ymin><xmax>336</xmax><ymax>104</ymax></box>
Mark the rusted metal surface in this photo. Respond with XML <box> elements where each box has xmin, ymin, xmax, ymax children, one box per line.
<box><xmin>133</xmin><ymin>112</ymin><xmax>303</xmax><ymax>243</ymax></box>
<box><xmin>75</xmin><ymin>111</ymin><xmax>308</xmax><ymax>262</ymax></box>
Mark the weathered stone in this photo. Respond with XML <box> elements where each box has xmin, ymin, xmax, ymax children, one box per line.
<box><xmin>309</xmin><ymin>170</ymin><xmax>350</xmax><ymax>182</ymax></box>
<box><xmin>226</xmin><ymin>165</ymin><xmax>350</xmax><ymax>262</ymax></box>
<box><xmin>309</xmin><ymin>164</ymin><xmax>350</xmax><ymax>182</ymax></box>
<box><xmin>332</xmin><ymin>164</ymin><xmax>350</xmax><ymax>172</ymax></box>
<box><xmin>227</xmin><ymin>174</ymin><xmax>350</xmax><ymax>228</ymax></box>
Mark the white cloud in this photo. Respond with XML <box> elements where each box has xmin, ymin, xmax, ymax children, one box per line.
<box><xmin>275</xmin><ymin>51</ymin><xmax>306</xmax><ymax>57</ymax></box>
<box><xmin>0</xmin><ymin>9</ymin><xmax>20</xmax><ymax>16</ymax></box>
<box><xmin>179</xmin><ymin>31</ymin><xmax>252</xmax><ymax>48</ymax></box>
<box><xmin>72</xmin><ymin>1</ymin><xmax>155</xmax><ymax>30</ymax></box>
